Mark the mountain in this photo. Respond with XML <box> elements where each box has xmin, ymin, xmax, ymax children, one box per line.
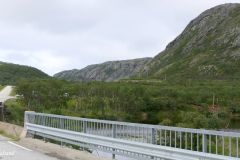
<box><xmin>54</xmin><ymin>58</ymin><xmax>152</xmax><ymax>82</ymax></box>
<box><xmin>0</xmin><ymin>61</ymin><xmax>49</xmax><ymax>85</ymax></box>
<box><xmin>56</xmin><ymin>3</ymin><xmax>240</xmax><ymax>82</ymax></box>
<box><xmin>142</xmin><ymin>3</ymin><xmax>240</xmax><ymax>80</ymax></box>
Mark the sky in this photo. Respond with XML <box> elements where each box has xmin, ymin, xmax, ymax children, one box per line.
<box><xmin>0</xmin><ymin>0</ymin><xmax>239</xmax><ymax>75</ymax></box>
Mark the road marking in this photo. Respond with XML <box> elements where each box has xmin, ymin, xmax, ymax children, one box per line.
<box><xmin>8</xmin><ymin>141</ymin><xmax>32</xmax><ymax>152</ymax></box>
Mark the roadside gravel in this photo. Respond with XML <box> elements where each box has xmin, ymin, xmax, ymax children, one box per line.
<box><xmin>17</xmin><ymin>138</ymin><xmax>109</xmax><ymax>160</ymax></box>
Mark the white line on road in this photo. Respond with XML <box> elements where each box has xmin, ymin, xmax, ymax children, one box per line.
<box><xmin>8</xmin><ymin>141</ymin><xmax>32</xmax><ymax>152</ymax></box>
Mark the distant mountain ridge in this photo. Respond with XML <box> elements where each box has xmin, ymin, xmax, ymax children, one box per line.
<box><xmin>141</xmin><ymin>3</ymin><xmax>240</xmax><ymax>80</ymax></box>
<box><xmin>56</xmin><ymin>3</ymin><xmax>240</xmax><ymax>82</ymax></box>
<box><xmin>0</xmin><ymin>61</ymin><xmax>49</xmax><ymax>85</ymax></box>
<box><xmin>54</xmin><ymin>58</ymin><xmax>152</xmax><ymax>82</ymax></box>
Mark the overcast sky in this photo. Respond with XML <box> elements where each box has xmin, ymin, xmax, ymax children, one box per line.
<box><xmin>0</xmin><ymin>0</ymin><xmax>239</xmax><ymax>75</ymax></box>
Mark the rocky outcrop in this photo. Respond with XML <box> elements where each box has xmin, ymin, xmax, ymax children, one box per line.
<box><xmin>55</xmin><ymin>3</ymin><xmax>240</xmax><ymax>81</ymax></box>
<box><xmin>54</xmin><ymin>58</ymin><xmax>152</xmax><ymax>82</ymax></box>
<box><xmin>142</xmin><ymin>3</ymin><xmax>240</xmax><ymax>80</ymax></box>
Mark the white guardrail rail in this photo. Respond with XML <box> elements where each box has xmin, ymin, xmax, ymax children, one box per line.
<box><xmin>25</xmin><ymin>111</ymin><xmax>240</xmax><ymax>160</ymax></box>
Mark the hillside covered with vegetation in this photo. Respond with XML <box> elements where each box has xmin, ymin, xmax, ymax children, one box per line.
<box><xmin>0</xmin><ymin>61</ymin><xmax>49</xmax><ymax>85</ymax></box>
<box><xmin>4</xmin><ymin>78</ymin><xmax>240</xmax><ymax>129</ymax></box>
<box><xmin>3</xmin><ymin>4</ymin><xmax>240</xmax><ymax>130</ymax></box>
<box><xmin>141</xmin><ymin>3</ymin><xmax>240</xmax><ymax>80</ymax></box>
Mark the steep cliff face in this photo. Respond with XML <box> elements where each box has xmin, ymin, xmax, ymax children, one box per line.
<box><xmin>54</xmin><ymin>58</ymin><xmax>152</xmax><ymax>81</ymax></box>
<box><xmin>142</xmin><ymin>3</ymin><xmax>240</xmax><ymax>80</ymax></box>
<box><xmin>0</xmin><ymin>61</ymin><xmax>49</xmax><ymax>84</ymax></box>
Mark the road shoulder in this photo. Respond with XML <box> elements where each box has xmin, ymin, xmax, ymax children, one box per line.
<box><xmin>17</xmin><ymin>137</ymin><xmax>108</xmax><ymax>160</ymax></box>
<box><xmin>0</xmin><ymin>121</ymin><xmax>108</xmax><ymax>160</ymax></box>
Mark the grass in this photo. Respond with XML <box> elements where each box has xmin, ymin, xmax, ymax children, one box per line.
<box><xmin>0</xmin><ymin>130</ymin><xmax>20</xmax><ymax>141</ymax></box>
<box><xmin>4</xmin><ymin>99</ymin><xmax>25</xmax><ymax>126</ymax></box>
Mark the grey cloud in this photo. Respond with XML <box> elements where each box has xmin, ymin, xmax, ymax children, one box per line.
<box><xmin>0</xmin><ymin>0</ymin><xmax>239</xmax><ymax>75</ymax></box>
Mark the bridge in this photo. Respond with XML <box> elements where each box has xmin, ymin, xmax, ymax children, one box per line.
<box><xmin>25</xmin><ymin>111</ymin><xmax>240</xmax><ymax>160</ymax></box>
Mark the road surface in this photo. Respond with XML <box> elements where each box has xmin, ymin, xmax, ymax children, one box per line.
<box><xmin>0</xmin><ymin>86</ymin><xmax>14</xmax><ymax>103</ymax></box>
<box><xmin>0</xmin><ymin>136</ymin><xmax>58</xmax><ymax>160</ymax></box>
<box><xmin>0</xmin><ymin>86</ymin><xmax>58</xmax><ymax>159</ymax></box>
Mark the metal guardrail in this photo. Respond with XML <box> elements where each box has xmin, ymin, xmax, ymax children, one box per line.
<box><xmin>25</xmin><ymin>111</ymin><xmax>240</xmax><ymax>159</ymax></box>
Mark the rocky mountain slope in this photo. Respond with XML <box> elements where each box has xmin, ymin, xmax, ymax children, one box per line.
<box><xmin>142</xmin><ymin>3</ymin><xmax>240</xmax><ymax>80</ymax></box>
<box><xmin>54</xmin><ymin>58</ymin><xmax>152</xmax><ymax>82</ymax></box>
<box><xmin>0</xmin><ymin>61</ymin><xmax>49</xmax><ymax>85</ymax></box>
<box><xmin>55</xmin><ymin>3</ymin><xmax>240</xmax><ymax>82</ymax></box>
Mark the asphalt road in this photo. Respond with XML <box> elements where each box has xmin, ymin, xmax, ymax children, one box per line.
<box><xmin>0</xmin><ymin>87</ymin><xmax>58</xmax><ymax>160</ymax></box>
<box><xmin>0</xmin><ymin>86</ymin><xmax>14</xmax><ymax>103</ymax></box>
<box><xmin>0</xmin><ymin>136</ymin><xmax>58</xmax><ymax>160</ymax></box>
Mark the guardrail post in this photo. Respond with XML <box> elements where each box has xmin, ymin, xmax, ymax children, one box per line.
<box><xmin>202</xmin><ymin>134</ymin><xmax>207</xmax><ymax>153</ymax></box>
<box><xmin>24</xmin><ymin>111</ymin><xmax>36</xmax><ymax>138</ymax></box>
<box><xmin>151</xmin><ymin>128</ymin><xmax>156</xmax><ymax>144</ymax></box>
<box><xmin>83</xmin><ymin>121</ymin><xmax>87</xmax><ymax>133</ymax></box>
<box><xmin>112</xmin><ymin>124</ymin><xmax>116</xmax><ymax>138</ymax></box>
<box><xmin>43</xmin><ymin>115</ymin><xmax>46</xmax><ymax>126</ymax></box>
<box><xmin>60</xmin><ymin>118</ymin><xmax>64</xmax><ymax>146</ymax></box>
<box><xmin>151</xmin><ymin>128</ymin><xmax>156</xmax><ymax>159</ymax></box>
<box><xmin>60</xmin><ymin>118</ymin><xmax>64</xmax><ymax>129</ymax></box>
<box><xmin>24</xmin><ymin>111</ymin><xmax>35</xmax><ymax>128</ymax></box>
<box><xmin>24</xmin><ymin>111</ymin><xmax>28</xmax><ymax>128</ymax></box>
<box><xmin>112</xmin><ymin>124</ymin><xmax>116</xmax><ymax>159</ymax></box>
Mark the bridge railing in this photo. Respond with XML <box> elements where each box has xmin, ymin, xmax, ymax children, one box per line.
<box><xmin>25</xmin><ymin>111</ymin><xmax>240</xmax><ymax>158</ymax></box>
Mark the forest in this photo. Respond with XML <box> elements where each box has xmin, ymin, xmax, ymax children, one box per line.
<box><xmin>4</xmin><ymin>78</ymin><xmax>240</xmax><ymax>129</ymax></box>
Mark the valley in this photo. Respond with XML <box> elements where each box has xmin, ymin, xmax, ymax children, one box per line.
<box><xmin>0</xmin><ymin>2</ymin><xmax>240</xmax><ymax>160</ymax></box>
<box><xmin>1</xmin><ymin>3</ymin><xmax>240</xmax><ymax>130</ymax></box>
